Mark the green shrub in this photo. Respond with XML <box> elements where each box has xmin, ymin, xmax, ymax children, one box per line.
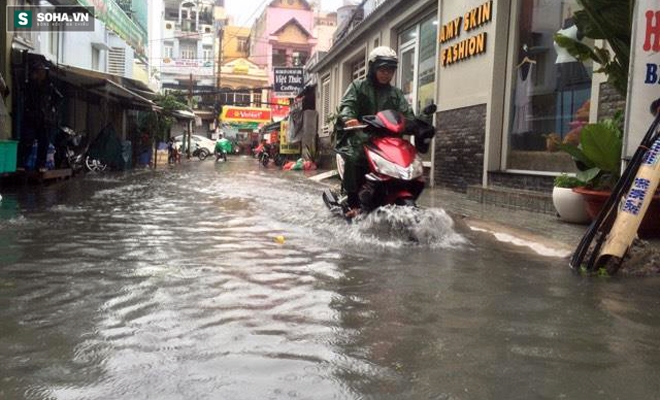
<box><xmin>554</xmin><ymin>173</ymin><xmax>585</xmax><ymax>188</ymax></box>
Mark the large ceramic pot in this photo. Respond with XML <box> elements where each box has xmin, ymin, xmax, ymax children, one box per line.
<box><xmin>552</xmin><ymin>186</ymin><xmax>591</xmax><ymax>224</ymax></box>
<box><xmin>573</xmin><ymin>187</ymin><xmax>660</xmax><ymax>238</ymax></box>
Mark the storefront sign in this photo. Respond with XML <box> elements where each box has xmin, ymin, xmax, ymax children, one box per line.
<box><xmin>161</xmin><ymin>59</ymin><xmax>213</xmax><ymax>77</ymax></box>
<box><xmin>220</xmin><ymin>106</ymin><xmax>272</xmax><ymax>123</ymax></box>
<box><xmin>439</xmin><ymin>0</ymin><xmax>492</xmax><ymax>67</ymax></box>
<box><xmin>270</xmin><ymin>96</ymin><xmax>290</xmax><ymax>121</ymax></box>
<box><xmin>624</xmin><ymin>1</ymin><xmax>660</xmax><ymax>158</ymax></box>
<box><xmin>273</xmin><ymin>67</ymin><xmax>304</xmax><ymax>97</ymax></box>
<box><xmin>279</xmin><ymin>120</ymin><xmax>301</xmax><ymax>155</ymax></box>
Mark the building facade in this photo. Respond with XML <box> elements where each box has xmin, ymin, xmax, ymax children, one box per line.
<box><xmin>160</xmin><ymin>0</ymin><xmax>221</xmax><ymax>135</ymax></box>
<box><xmin>310</xmin><ymin>0</ymin><xmax>624</xmax><ymax>211</ymax></box>
<box><xmin>1</xmin><ymin>0</ymin><xmax>155</xmax><ymax>160</ymax></box>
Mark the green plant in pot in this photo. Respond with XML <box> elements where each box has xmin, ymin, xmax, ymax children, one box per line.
<box><xmin>555</xmin><ymin>114</ymin><xmax>623</xmax><ymax>191</ymax></box>
<box><xmin>554</xmin><ymin>113</ymin><xmax>660</xmax><ymax>235</ymax></box>
<box><xmin>552</xmin><ymin>173</ymin><xmax>590</xmax><ymax>224</ymax></box>
<box><xmin>553</xmin><ymin>173</ymin><xmax>586</xmax><ymax>189</ymax></box>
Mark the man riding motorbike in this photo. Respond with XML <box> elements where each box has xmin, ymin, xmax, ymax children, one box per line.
<box><xmin>336</xmin><ymin>46</ymin><xmax>415</xmax><ymax>218</ymax></box>
<box><xmin>215</xmin><ymin>133</ymin><xmax>232</xmax><ymax>162</ymax></box>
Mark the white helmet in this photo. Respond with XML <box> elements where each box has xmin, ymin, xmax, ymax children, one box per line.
<box><xmin>368</xmin><ymin>46</ymin><xmax>398</xmax><ymax>70</ymax></box>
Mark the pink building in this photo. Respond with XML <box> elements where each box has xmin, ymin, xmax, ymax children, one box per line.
<box><xmin>249</xmin><ymin>0</ymin><xmax>317</xmax><ymax>75</ymax></box>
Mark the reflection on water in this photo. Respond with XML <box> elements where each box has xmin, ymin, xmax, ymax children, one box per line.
<box><xmin>1</xmin><ymin>158</ymin><xmax>660</xmax><ymax>400</ymax></box>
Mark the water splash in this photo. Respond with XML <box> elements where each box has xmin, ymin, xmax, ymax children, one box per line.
<box><xmin>346</xmin><ymin>205</ymin><xmax>468</xmax><ymax>249</ymax></box>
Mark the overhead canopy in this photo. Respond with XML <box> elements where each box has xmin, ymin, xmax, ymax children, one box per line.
<box><xmin>173</xmin><ymin>110</ymin><xmax>195</xmax><ymax>119</ymax></box>
<box><xmin>52</xmin><ymin>64</ymin><xmax>158</xmax><ymax>111</ymax></box>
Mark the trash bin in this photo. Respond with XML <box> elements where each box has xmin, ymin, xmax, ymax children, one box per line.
<box><xmin>0</xmin><ymin>140</ymin><xmax>18</xmax><ymax>173</ymax></box>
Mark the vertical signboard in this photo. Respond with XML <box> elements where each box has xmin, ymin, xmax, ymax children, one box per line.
<box><xmin>624</xmin><ymin>1</ymin><xmax>660</xmax><ymax>158</ymax></box>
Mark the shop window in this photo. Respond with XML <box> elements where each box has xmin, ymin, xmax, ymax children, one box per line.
<box><xmin>397</xmin><ymin>14</ymin><xmax>438</xmax><ymax>162</ymax></box>
<box><xmin>235</xmin><ymin>89</ymin><xmax>250</xmax><ymax>105</ymax></box>
<box><xmin>321</xmin><ymin>75</ymin><xmax>331</xmax><ymax>137</ymax></box>
<box><xmin>397</xmin><ymin>14</ymin><xmax>437</xmax><ymax>113</ymax></box>
<box><xmin>237</xmin><ymin>38</ymin><xmax>249</xmax><ymax>53</ymax></box>
<box><xmin>180</xmin><ymin>44</ymin><xmax>196</xmax><ymax>60</ymax></box>
<box><xmin>164</xmin><ymin>43</ymin><xmax>173</xmax><ymax>59</ymax></box>
<box><xmin>272</xmin><ymin>49</ymin><xmax>287</xmax><ymax>67</ymax></box>
<box><xmin>292</xmin><ymin>51</ymin><xmax>308</xmax><ymax>67</ymax></box>
<box><xmin>351</xmin><ymin>59</ymin><xmax>366</xmax><ymax>81</ymax></box>
<box><xmin>91</xmin><ymin>47</ymin><xmax>100</xmax><ymax>71</ymax></box>
<box><xmin>203</xmin><ymin>47</ymin><xmax>212</xmax><ymax>62</ymax></box>
<box><xmin>252</xmin><ymin>92</ymin><xmax>262</xmax><ymax>107</ymax></box>
<box><xmin>506</xmin><ymin>0</ymin><xmax>593</xmax><ymax>172</ymax></box>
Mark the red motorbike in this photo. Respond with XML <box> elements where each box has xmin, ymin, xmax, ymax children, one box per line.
<box><xmin>323</xmin><ymin>104</ymin><xmax>436</xmax><ymax>219</ymax></box>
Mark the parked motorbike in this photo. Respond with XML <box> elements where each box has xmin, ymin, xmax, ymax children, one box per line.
<box><xmin>322</xmin><ymin>104</ymin><xmax>437</xmax><ymax>219</ymax></box>
<box><xmin>192</xmin><ymin>143</ymin><xmax>211</xmax><ymax>160</ymax></box>
<box><xmin>258</xmin><ymin>143</ymin><xmax>285</xmax><ymax>167</ymax></box>
<box><xmin>54</xmin><ymin>126</ymin><xmax>107</xmax><ymax>173</ymax></box>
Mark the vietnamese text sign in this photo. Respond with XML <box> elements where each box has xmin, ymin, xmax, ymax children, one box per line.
<box><xmin>273</xmin><ymin>67</ymin><xmax>304</xmax><ymax>97</ymax></box>
<box><xmin>624</xmin><ymin>1</ymin><xmax>660</xmax><ymax>158</ymax></box>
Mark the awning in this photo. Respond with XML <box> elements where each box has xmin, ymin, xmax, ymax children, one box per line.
<box><xmin>173</xmin><ymin>110</ymin><xmax>195</xmax><ymax>119</ymax></box>
<box><xmin>52</xmin><ymin>64</ymin><xmax>158</xmax><ymax>111</ymax></box>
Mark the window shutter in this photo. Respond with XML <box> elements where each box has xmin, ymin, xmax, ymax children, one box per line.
<box><xmin>108</xmin><ymin>47</ymin><xmax>126</xmax><ymax>76</ymax></box>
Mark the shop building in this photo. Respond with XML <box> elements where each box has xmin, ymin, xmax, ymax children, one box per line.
<box><xmin>310</xmin><ymin>0</ymin><xmax>625</xmax><ymax>213</ymax></box>
<box><xmin>1</xmin><ymin>0</ymin><xmax>158</xmax><ymax>172</ymax></box>
<box><xmin>161</xmin><ymin>0</ymin><xmax>222</xmax><ymax>137</ymax></box>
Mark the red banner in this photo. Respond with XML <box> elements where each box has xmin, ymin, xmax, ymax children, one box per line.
<box><xmin>221</xmin><ymin>106</ymin><xmax>271</xmax><ymax>122</ymax></box>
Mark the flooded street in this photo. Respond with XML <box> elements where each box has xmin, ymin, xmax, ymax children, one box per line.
<box><xmin>1</xmin><ymin>157</ymin><xmax>660</xmax><ymax>400</ymax></box>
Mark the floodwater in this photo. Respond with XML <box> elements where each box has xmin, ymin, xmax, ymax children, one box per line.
<box><xmin>1</xmin><ymin>157</ymin><xmax>660</xmax><ymax>400</ymax></box>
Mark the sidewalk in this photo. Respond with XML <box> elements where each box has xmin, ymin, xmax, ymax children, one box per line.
<box><xmin>417</xmin><ymin>187</ymin><xmax>585</xmax><ymax>257</ymax></box>
<box><xmin>311</xmin><ymin>172</ymin><xmax>585</xmax><ymax>257</ymax></box>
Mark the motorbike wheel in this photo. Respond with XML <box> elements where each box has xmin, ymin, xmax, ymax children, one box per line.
<box><xmin>85</xmin><ymin>156</ymin><xmax>107</xmax><ymax>172</ymax></box>
<box><xmin>260</xmin><ymin>154</ymin><xmax>269</xmax><ymax>167</ymax></box>
<box><xmin>197</xmin><ymin>148</ymin><xmax>210</xmax><ymax>160</ymax></box>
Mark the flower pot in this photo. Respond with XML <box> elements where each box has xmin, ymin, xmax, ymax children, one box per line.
<box><xmin>573</xmin><ymin>187</ymin><xmax>660</xmax><ymax>238</ymax></box>
<box><xmin>552</xmin><ymin>186</ymin><xmax>591</xmax><ymax>224</ymax></box>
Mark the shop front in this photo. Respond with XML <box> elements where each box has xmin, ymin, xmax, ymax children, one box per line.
<box><xmin>433</xmin><ymin>0</ymin><xmax>618</xmax><ymax>194</ymax></box>
<box><xmin>219</xmin><ymin>106</ymin><xmax>272</xmax><ymax>153</ymax></box>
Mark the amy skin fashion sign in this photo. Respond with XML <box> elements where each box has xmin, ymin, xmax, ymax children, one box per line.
<box><xmin>439</xmin><ymin>0</ymin><xmax>493</xmax><ymax>67</ymax></box>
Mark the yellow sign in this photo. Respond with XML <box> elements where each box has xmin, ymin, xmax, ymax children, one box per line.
<box><xmin>439</xmin><ymin>0</ymin><xmax>492</xmax><ymax>67</ymax></box>
<box><xmin>279</xmin><ymin>120</ymin><xmax>301</xmax><ymax>155</ymax></box>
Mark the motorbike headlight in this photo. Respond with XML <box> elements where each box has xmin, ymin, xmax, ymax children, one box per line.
<box><xmin>366</xmin><ymin>150</ymin><xmax>424</xmax><ymax>180</ymax></box>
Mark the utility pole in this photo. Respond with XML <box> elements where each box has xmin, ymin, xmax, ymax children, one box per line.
<box><xmin>187</xmin><ymin>72</ymin><xmax>193</xmax><ymax>158</ymax></box>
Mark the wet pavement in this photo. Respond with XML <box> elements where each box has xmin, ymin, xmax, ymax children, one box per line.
<box><xmin>1</xmin><ymin>157</ymin><xmax>660</xmax><ymax>399</ymax></box>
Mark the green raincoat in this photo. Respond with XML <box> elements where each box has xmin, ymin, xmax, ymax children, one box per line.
<box><xmin>336</xmin><ymin>78</ymin><xmax>414</xmax><ymax>193</ymax></box>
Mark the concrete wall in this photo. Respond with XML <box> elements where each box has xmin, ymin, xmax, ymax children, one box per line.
<box><xmin>62</xmin><ymin>19</ymin><xmax>107</xmax><ymax>71</ymax></box>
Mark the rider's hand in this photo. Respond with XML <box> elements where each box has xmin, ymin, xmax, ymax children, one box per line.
<box><xmin>344</xmin><ymin>119</ymin><xmax>359</xmax><ymax>127</ymax></box>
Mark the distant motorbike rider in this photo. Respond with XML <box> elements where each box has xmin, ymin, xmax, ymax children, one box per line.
<box><xmin>215</xmin><ymin>133</ymin><xmax>232</xmax><ymax>161</ymax></box>
<box><xmin>336</xmin><ymin>46</ymin><xmax>415</xmax><ymax>217</ymax></box>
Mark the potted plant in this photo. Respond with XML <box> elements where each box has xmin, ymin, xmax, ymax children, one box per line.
<box><xmin>552</xmin><ymin>174</ymin><xmax>591</xmax><ymax>224</ymax></box>
<box><xmin>553</xmin><ymin>114</ymin><xmax>660</xmax><ymax>236</ymax></box>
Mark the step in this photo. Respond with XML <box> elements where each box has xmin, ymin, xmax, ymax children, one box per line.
<box><xmin>466</xmin><ymin>185</ymin><xmax>555</xmax><ymax>215</ymax></box>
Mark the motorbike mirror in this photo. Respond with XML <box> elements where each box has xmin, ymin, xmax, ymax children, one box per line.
<box><xmin>422</xmin><ymin>104</ymin><xmax>437</xmax><ymax>115</ymax></box>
